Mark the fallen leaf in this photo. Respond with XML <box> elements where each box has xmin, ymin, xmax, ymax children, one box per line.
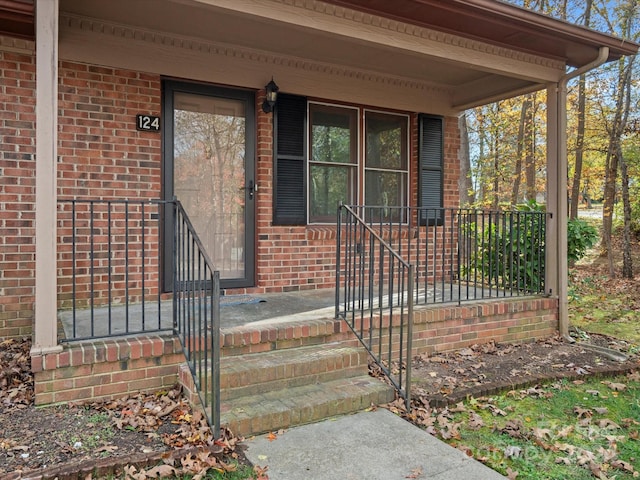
<box><xmin>405</xmin><ymin>467</ymin><xmax>424</xmax><ymax>478</ymax></box>
<box><xmin>267</xmin><ymin>432</ymin><xmax>278</xmax><ymax>442</ymax></box>
<box><xmin>504</xmin><ymin>445</ymin><xmax>522</xmax><ymax>458</ymax></box>
<box><xmin>506</xmin><ymin>467</ymin><xmax>519</xmax><ymax>479</ymax></box>
<box><xmin>602</xmin><ymin>381</ymin><xmax>626</xmax><ymax>391</ymax></box>
<box><xmin>468</xmin><ymin>413</ymin><xmax>484</xmax><ymax>430</ymax></box>
<box><xmin>96</xmin><ymin>445</ymin><xmax>118</xmax><ymax>453</ymax></box>
<box><xmin>532</xmin><ymin>427</ymin><xmax>552</xmax><ymax>440</ymax></box>
<box><xmin>598</xmin><ymin>419</ymin><xmax>620</xmax><ymax>429</ymax></box>
<box><xmin>556</xmin><ymin>425</ymin><xmax>574</xmax><ymax>438</ymax></box>
<box><xmin>574</xmin><ymin>406</ymin><xmax>592</xmax><ymax>418</ymax></box>
<box><xmin>612</xmin><ymin>459</ymin><xmax>635</xmax><ymax>472</ymax></box>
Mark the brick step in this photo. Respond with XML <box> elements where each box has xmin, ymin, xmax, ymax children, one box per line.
<box><xmin>220</xmin><ymin>342</ymin><xmax>368</xmax><ymax>401</ymax></box>
<box><xmin>220</xmin><ymin>316</ymin><xmax>357</xmax><ymax>357</ymax></box>
<box><xmin>220</xmin><ymin>375</ymin><xmax>395</xmax><ymax>437</ymax></box>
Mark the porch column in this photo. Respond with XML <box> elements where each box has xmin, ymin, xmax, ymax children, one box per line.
<box><xmin>545</xmin><ymin>85</ymin><xmax>560</xmax><ymax>298</ymax></box>
<box><xmin>33</xmin><ymin>0</ymin><xmax>61</xmax><ymax>353</ymax></box>
<box><xmin>547</xmin><ymin>82</ymin><xmax>568</xmax><ymax>337</ymax></box>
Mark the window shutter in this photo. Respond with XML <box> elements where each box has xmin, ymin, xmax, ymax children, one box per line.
<box><xmin>273</xmin><ymin>94</ymin><xmax>307</xmax><ymax>225</ymax></box>
<box><xmin>418</xmin><ymin>114</ymin><xmax>444</xmax><ymax>225</ymax></box>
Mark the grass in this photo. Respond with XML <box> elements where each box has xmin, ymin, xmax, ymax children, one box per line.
<box><xmin>435</xmin><ymin>374</ymin><xmax>640</xmax><ymax>479</ymax></box>
<box><xmin>569</xmin><ymin>271</ymin><xmax>640</xmax><ymax>344</ymax></box>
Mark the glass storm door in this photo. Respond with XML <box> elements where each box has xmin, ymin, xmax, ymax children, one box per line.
<box><xmin>164</xmin><ymin>81</ymin><xmax>255</xmax><ymax>289</ymax></box>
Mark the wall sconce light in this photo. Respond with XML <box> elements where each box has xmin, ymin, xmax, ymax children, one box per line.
<box><xmin>262</xmin><ymin>78</ymin><xmax>279</xmax><ymax>113</ymax></box>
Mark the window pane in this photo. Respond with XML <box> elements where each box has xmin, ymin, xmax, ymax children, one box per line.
<box><xmin>366</xmin><ymin>112</ymin><xmax>407</xmax><ymax>170</ymax></box>
<box><xmin>365</xmin><ymin>170</ymin><xmax>407</xmax><ymax>221</ymax></box>
<box><xmin>310</xmin><ymin>106</ymin><xmax>356</xmax><ymax>165</ymax></box>
<box><xmin>310</xmin><ymin>164</ymin><xmax>356</xmax><ymax>222</ymax></box>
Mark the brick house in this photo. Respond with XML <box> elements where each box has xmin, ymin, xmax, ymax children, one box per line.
<box><xmin>0</xmin><ymin>0</ymin><xmax>637</xmax><ymax>434</ymax></box>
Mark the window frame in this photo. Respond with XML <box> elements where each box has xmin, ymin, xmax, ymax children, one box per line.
<box><xmin>307</xmin><ymin>101</ymin><xmax>360</xmax><ymax>224</ymax></box>
<box><xmin>363</xmin><ymin>109</ymin><xmax>410</xmax><ymax>222</ymax></box>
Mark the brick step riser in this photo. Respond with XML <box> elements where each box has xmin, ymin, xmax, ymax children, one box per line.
<box><xmin>221</xmin><ymin>363</ymin><xmax>368</xmax><ymax>401</ymax></box>
<box><xmin>221</xmin><ymin>378</ymin><xmax>396</xmax><ymax>437</ymax></box>
<box><xmin>220</xmin><ymin>321</ymin><xmax>360</xmax><ymax>357</ymax></box>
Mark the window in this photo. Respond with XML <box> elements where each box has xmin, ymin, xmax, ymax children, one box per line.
<box><xmin>309</xmin><ymin>104</ymin><xmax>358</xmax><ymax>223</ymax></box>
<box><xmin>272</xmin><ymin>96</ymin><xmax>443</xmax><ymax>226</ymax></box>
<box><xmin>364</xmin><ymin>111</ymin><xmax>408</xmax><ymax>222</ymax></box>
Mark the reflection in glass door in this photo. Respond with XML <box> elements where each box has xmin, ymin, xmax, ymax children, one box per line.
<box><xmin>164</xmin><ymin>82</ymin><xmax>255</xmax><ymax>288</ymax></box>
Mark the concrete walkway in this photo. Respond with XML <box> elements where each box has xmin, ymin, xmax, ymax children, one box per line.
<box><xmin>245</xmin><ymin>409</ymin><xmax>505</xmax><ymax>480</ymax></box>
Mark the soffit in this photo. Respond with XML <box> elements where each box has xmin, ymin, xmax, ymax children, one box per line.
<box><xmin>57</xmin><ymin>0</ymin><xmax>637</xmax><ymax>110</ymax></box>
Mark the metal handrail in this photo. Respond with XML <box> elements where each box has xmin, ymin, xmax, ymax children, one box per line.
<box><xmin>56</xmin><ymin>198</ymin><xmax>221</xmax><ymax>438</ymax></box>
<box><xmin>336</xmin><ymin>204</ymin><xmax>549</xmax><ymax>409</ymax></box>
<box><xmin>173</xmin><ymin>200</ymin><xmax>221</xmax><ymax>438</ymax></box>
<box><xmin>336</xmin><ymin>204</ymin><xmax>414</xmax><ymax>409</ymax></box>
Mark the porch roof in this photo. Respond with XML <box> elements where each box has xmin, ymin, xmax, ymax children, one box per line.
<box><xmin>53</xmin><ymin>0</ymin><xmax>638</xmax><ymax>114</ymax></box>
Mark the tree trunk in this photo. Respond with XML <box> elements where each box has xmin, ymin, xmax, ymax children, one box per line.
<box><xmin>570</xmin><ymin>73</ymin><xmax>587</xmax><ymax>219</ymax></box>
<box><xmin>511</xmin><ymin>98</ymin><xmax>529</xmax><ymax>205</ymax></box>
<box><xmin>569</xmin><ymin>0</ymin><xmax>592</xmax><ymax>219</ymax></box>
<box><xmin>524</xmin><ymin>94</ymin><xmax>536</xmax><ymax>202</ymax></box>
<box><xmin>619</xmin><ymin>55</ymin><xmax>634</xmax><ymax>279</ymax></box>
<box><xmin>458</xmin><ymin>113</ymin><xmax>474</xmax><ymax>207</ymax></box>
<box><xmin>620</xmin><ymin>150</ymin><xmax>633</xmax><ymax>278</ymax></box>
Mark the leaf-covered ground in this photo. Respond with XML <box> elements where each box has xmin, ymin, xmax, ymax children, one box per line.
<box><xmin>0</xmin><ymin>338</ymin><xmax>264</xmax><ymax>479</ymax></box>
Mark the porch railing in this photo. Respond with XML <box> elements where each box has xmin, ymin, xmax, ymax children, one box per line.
<box><xmin>336</xmin><ymin>204</ymin><xmax>414</xmax><ymax>410</ymax></box>
<box><xmin>173</xmin><ymin>200</ymin><xmax>221</xmax><ymax>439</ymax></box>
<box><xmin>336</xmin><ymin>204</ymin><xmax>548</xmax><ymax>406</ymax></box>
<box><xmin>57</xmin><ymin>198</ymin><xmax>221</xmax><ymax>437</ymax></box>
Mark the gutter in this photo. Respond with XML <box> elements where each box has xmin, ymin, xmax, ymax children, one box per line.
<box><xmin>556</xmin><ymin>46</ymin><xmax>609</xmax><ymax>343</ymax></box>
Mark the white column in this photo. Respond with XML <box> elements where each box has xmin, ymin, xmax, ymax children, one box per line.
<box><xmin>33</xmin><ymin>0</ymin><xmax>61</xmax><ymax>353</ymax></box>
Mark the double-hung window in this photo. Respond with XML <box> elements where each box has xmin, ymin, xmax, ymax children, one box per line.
<box><xmin>364</xmin><ymin>111</ymin><xmax>408</xmax><ymax>222</ymax></box>
<box><xmin>309</xmin><ymin>104</ymin><xmax>358</xmax><ymax>223</ymax></box>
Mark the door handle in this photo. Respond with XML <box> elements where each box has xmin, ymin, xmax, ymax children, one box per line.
<box><xmin>242</xmin><ymin>180</ymin><xmax>258</xmax><ymax>199</ymax></box>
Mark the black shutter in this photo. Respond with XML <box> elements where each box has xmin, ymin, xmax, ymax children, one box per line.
<box><xmin>273</xmin><ymin>94</ymin><xmax>307</xmax><ymax>225</ymax></box>
<box><xmin>418</xmin><ymin>114</ymin><xmax>444</xmax><ymax>226</ymax></box>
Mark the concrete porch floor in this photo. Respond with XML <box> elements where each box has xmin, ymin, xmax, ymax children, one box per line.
<box><xmin>57</xmin><ymin>287</ymin><xmax>338</xmax><ymax>340</ymax></box>
<box><xmin>57</xmin><ymin>283</ymin><xmax>507</xmax><ymax>340</ymax></box>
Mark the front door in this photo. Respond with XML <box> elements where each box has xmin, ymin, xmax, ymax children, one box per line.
<box><xmin>163</xmin><ymin>81</ymin><xmax>256</xmax><ymax>289</ymax></box>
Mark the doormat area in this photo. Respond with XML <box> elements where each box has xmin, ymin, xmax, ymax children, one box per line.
<box><xmin>219</xmin><ymin>295</ymin><xmax>266</xmax><ymax>306</ymax></box>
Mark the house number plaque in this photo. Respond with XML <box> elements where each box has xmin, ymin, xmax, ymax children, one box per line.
<box><xmin>136</xmin><ymin>114</ymin><xmax>161</xmax><ymax>132</ymax></box>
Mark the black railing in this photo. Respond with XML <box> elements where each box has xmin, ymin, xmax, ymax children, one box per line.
<box><xmin>346</xmin><ymin>205</ymin><xmax>548</xmax><ymax>305</ymax></box>
<box><xmin>173</xmin><ymin>200</ymin><xmax>221</xmax><ymax>438</ymax></box>
<box><xmin>336</xmin><ymin>205</ymin><xmax>414</xmax><ymax>409</ymax></box>
<box><xmin>336</xmin><ymin>205</ymin><xmax>548</xmax><ymax>406</ymax></box>
<box><xmin>57</xmin><ymin>198</ymin><xmax>221</xmax><ymax>437</ymax></box>
<box><xmin>57</xmin><ymin>199</ymin><xmax>170</xmax><ymax>340</ymax></box>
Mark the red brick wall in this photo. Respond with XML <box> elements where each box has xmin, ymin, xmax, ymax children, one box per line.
<box><xmin>31</xmin><ymin>334</ymin><xmax>183</xmax><ymax>405</ymax></box>
<box><xmin>0</xmin><ymin>48</ymin><xmax>36</xmax><ymax>340</ymax></box>
<box><xmin>56</xmin><ymin>62</ymin><xmax>163</xmax><ymax>309</ymax></box>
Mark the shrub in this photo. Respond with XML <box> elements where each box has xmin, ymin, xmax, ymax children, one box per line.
<box><xmin>461</xmin><ymin>201</ymin><xmax>546</xmax><ymax>293</ymax></box>
<box><xmin>567</xmin><ymin>217</ymin><xmax>598</xmax><ymax>264</ymax></box>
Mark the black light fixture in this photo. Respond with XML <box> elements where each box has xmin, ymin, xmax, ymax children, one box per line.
<box><xmin>262</xmin><ymin>78</ymin><xmax>279</xmax><ymax>113</ymax></box>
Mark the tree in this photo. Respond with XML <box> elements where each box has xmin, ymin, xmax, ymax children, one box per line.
<box><xmin>598</xmin><ymin>0</ymin><xmax>638</xmax><ymax>278</ymax></box>
<box><xmin>570</xmin><ymin>0</ymin><xmax>594</xmax><ymax>219</ymax></box>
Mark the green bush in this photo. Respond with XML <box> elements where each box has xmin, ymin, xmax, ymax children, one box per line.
<box><xmin>567</xmin><ymin>217</ymin><xmax>598</xmax><ymax>264</ymax></box>
<box><xmin>463</xmin><ymin>202</ymin><xmax>597</xmax><ymax>292</ymax></box>
<box><xmin>462</xmin><ymin>201</ymin><xmax>546</xmax><ymax>293</ymax></box>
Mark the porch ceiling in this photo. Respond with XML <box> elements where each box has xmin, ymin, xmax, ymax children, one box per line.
<box><xmin>58</xmin><ymin>0</ymin><xmax>638</xmax><ymax>112</ymax></box>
